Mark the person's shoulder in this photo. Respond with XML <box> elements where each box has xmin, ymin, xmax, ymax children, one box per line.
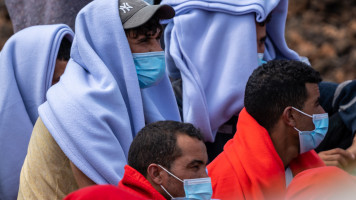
<box><xmin>208</xmin><ymin>151</ymin><xmax>234</xmax><ymax>180</ymax></box>
<box><xmin>208</xmin><ymin>152</ymin><xmax>244</xmax><ymax>200</ymax></box>
<box><xmin>33</xmin><ymin>117</ymin><xmax>48</xmax><ymax>132</ymax></box>
<box><xmin>65</xmin><ymin>185</ymin><xmax>145</xmax><ymax>200</ymax></box>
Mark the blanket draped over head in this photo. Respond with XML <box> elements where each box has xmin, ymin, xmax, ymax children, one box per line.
<box><xmin>0</xmin><ymin>24</ymin><xmax>74</xmax><ymax>200</ymax></box>
<box><xmin>39</xmin><ymin>0</ymin><xmax>180</xmax><ymax>186</ymax></box>
<box><xmin>207</xmin><ymin>108</ymin><xmax>325</xmax><ymax>200</ymax></box>
<box><xmin>161</xmin><ymin>0</ymin><xmax>301</xmax><ymax>142</ymax></box>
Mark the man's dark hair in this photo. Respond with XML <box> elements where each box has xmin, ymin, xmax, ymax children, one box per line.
<box><xmin>244</xmin><ymin>60</ymin><xmax>322</xmax><ymax>132</ymax></box>
<box><xmin>124</xmin><ymin>15</ymin><xmax>163</xmax><ymax>38</ymax></box>
<box><xmin>128</xmin><ymin>120</ymin><xmax>203</xmax><ymax>177</ymax></box>
<box><xmin>56</xmin><ymin>37</ymin><xmax>71</xmax><ymax>61</ymax></box>
<box><xmin>257</xmin><ymin>14</ymin><xmax>272</xmax><ymax>27</ymax></box>
<box><xmin>153</xmin><ymin>0</ymin><xmax>162</xmax><ymax>4</ymax></box>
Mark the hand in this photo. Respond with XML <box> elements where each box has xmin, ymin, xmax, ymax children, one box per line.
<box><xmin>346</xmin><ymin>134</ymin><xmax>356</xmax><ymax>155</ymax></box>
<box><xmin>345</xmin><ymin>134</ymin><xmax>356</xmax><ymax>174</ymax></box>
<box><xmin>318</xmin><ymin>148</ymin><xmax>355</xmax><ymax>169</ymax></box>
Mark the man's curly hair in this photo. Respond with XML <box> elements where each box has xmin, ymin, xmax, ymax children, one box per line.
<box><xmin>244</xmin><ymin>60</ymin><xmax>322</xmax><ymax>132</ymax></box>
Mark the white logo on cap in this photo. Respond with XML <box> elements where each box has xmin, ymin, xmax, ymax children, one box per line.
<box><xmin>120</xmin><ymin>3</ymin><xmax>133</xmax><ymax>13</ymax></box>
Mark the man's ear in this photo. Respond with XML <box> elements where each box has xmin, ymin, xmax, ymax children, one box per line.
<box><xmin>282</xmin><ymin>106</ymin><xmax>297</xmax><ymax>127</ymax></box>
<box><xmin>147</xmin><ymin>164</ymin><xmax>163</xmax><ymax>185</ymax></box>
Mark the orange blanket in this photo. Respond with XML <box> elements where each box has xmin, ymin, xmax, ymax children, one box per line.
<box><xmin>286</xmin><ymin>166</ymin><xmax>356</xmax><ymax>200</ymax></box>
<box><xmin>207</xmin><ymin>108</ymin><xmax>324</xmax><ymax>200</ymax></box>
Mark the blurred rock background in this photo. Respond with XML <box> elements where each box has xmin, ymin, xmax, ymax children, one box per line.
<box><xmin>0</xmin><ymin>0</ymin><xmax>12</xmax><ymax>49</ymax></box>
<box><xmin>287</xmin><ymin>0</ymin><xmax>356</xmax><ymax>82</ymax></box>
<box><xmin>0</xmin><ymin>0</ymin><xmax>355</xmax><ymax>82</ymax></box>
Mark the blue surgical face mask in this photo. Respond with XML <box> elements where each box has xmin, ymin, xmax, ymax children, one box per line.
<box><xmin>257</xmin><ymin>53</ymin><xmax>267</xmax><ymax>66</ymax></box>
<box><xmin>158</xmin><ymin>165</ymin><xmax>213</xmax><ymax>200</ymax></box>
<box><xmin>132</xmin><ymin>51</ymin><xmax>166</xmax><ymax>89</ymax></box>
<box><xmin>143</xmin><ymin>0</ymin><xmax>153</xmax><ymax>4</ymax></box>
<box><xmin>292</xmin><ymin>107</ymin><xmax>329</xmax><ymax>154</ymax></box>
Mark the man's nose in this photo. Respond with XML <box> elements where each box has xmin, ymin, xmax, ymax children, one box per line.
<box><xmin>150</xmin><ymin>40</ymin><xmax>163</xmax><ymax>52</ymax></box>
<box><xmin>201</xmin><ymin>169</ymin><xmax>209</xmax><ymax>178</ymax></box>
<box><xmin>319</xmin><ymin>105</ymin><xmax>326</xmax><ymax>114</ymax></box>
<box><xmin>257</xmin><ymin>43</ymin><xmax>265</xmax><ymax>53</ymax></box>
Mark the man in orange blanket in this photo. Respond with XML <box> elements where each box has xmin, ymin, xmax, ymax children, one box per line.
<box><xmin>207</xmin><ymin>60</ymin><xmax>329</xmax><ymax>200</ymax></box>
<box><xmin>65</xmin><ymin>121</ymin><xmax>212</xmax><ymax>200</ymax></box>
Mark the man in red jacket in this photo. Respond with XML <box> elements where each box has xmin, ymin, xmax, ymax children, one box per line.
<box><xmin>65</xmin><ymin>120</ymin><xmax>212</xmax><ymax>200</ymax></box>
<box><xmin>207</xmin><ymin>60</ymin><xmax>330</xmax><ymax>200</ymax></box>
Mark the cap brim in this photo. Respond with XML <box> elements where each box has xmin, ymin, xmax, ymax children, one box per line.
<box><xmin>123</xmin><ymin>4</ymin><xmax>175</xmax><ymax>29</ymax></box>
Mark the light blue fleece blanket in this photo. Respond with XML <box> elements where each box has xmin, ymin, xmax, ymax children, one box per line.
<box><xmin>162</xmin><ymin>0</ymin><xmax>300</xmax><ymax>142</ymax></box>
<box><xmin>0</xmin><ymin>24</ymin><xmax>73</xmax><ymax>200</ymax></box>
<box><xmin>38</xmin><ymin>0</ymin><xmax>181</xmax><ymax>185</ymax></box>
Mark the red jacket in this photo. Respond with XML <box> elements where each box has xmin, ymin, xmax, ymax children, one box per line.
<box><xmin>64</xmin><ymin>184</ymin><xmax>144</xmax><ymax>200</ymax></box>
<box><xmin>64</xmin><ymin>165</ymin><xmax>165</xmax><ymax>200</ymax></box>
<box><xmin>207</xmin><ymin>108</ymin><xmax>325</xmax><ymax>200</ymax></box>
<box><xmin>118</xmin><ymin>165</ymin><xmax>166</xmax><ymax>200</ymax></box>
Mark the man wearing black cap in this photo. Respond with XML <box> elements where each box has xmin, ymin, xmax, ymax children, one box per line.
<box><xmin>17</xmin><ymin>0</ymin><xmax>180</xmax><ymax>199</ymax></box>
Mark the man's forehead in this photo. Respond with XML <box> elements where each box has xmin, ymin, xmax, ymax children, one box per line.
<box><xmin>305</xmin><ymin>83</ymin><xmax>320</xmax><ymax>99</ymax></box>
<box><xmin>306</xmin><ymin>83</ymin><xmax>320</xmax><ymax>93</ymax></box>
<box><xmin>174</xmin><ymin>134</ymin><xmax>207</xmax><ymax>163</ymax></box>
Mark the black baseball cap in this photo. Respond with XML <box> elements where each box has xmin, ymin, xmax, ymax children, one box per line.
<box><xmin>119</xmin><ymin>0</ymin><xmax>175</xmax><ymax>29</ymax></box>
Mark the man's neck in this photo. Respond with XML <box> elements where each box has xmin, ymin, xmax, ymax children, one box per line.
<box><xmin>269</xmin><ymin>122</ymin><xmax>299</xmax><ymax>168</ymax></box>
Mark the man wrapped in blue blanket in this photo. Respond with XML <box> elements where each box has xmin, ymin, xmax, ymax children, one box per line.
<box><xmin>162</xmin><ymin>0</ymin><xmax>356</xmax><ymax>166</ymax></box>
<box><xmin>0</xmin><ymin>24</ymin><xmax>73</xmax><ymax>200</ymax></box>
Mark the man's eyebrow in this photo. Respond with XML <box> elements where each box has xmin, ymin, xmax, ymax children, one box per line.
<box><xmin>187</xmin><ymin>160</ymin><xmax>205</xmax><ymax>166</ymax></box>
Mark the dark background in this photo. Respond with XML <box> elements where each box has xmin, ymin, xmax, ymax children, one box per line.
<box><xmin>1</xmin><ymin>0</ymin><xmax>355</xmax><ymax>82</ymax></box>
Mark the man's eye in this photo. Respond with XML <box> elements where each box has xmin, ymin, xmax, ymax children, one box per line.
<box><xmin>138</xmin><ymin>38</ymin><xmax>148</xmax><ymax>43</ymax></box>
<box><xmin>315</xmin><ymin>98</ymin><xmax>320</xmax><ymax>106</ymax></box>
<box><xmin>191</xmin><ymin>165</ymin><xmax>200</xmax><ymax>170</ymax></box>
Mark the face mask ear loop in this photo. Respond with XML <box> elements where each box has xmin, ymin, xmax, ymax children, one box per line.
<box><xmin>157</xmin><ymin>164</ymin><xmax>184</xmax><ymax>182</ymax></box>
<box><xmin>294</xmin><ymin>127</ymin><xmax>302</xmax><ymax>133</ymax></box>
<box><xmin>160</xmin><ymin>185</ymin><xmax>174</xmax><ymax>199</ymax></box>
<box><xmin>292</xmin><ymin>107</ymin><xmax>313</xmax><ymax>118</ymax></box>
<box><xmin>292</xmin><ymin>107</ymin><xmax>310</xmax><ymax>133</ymax></box>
